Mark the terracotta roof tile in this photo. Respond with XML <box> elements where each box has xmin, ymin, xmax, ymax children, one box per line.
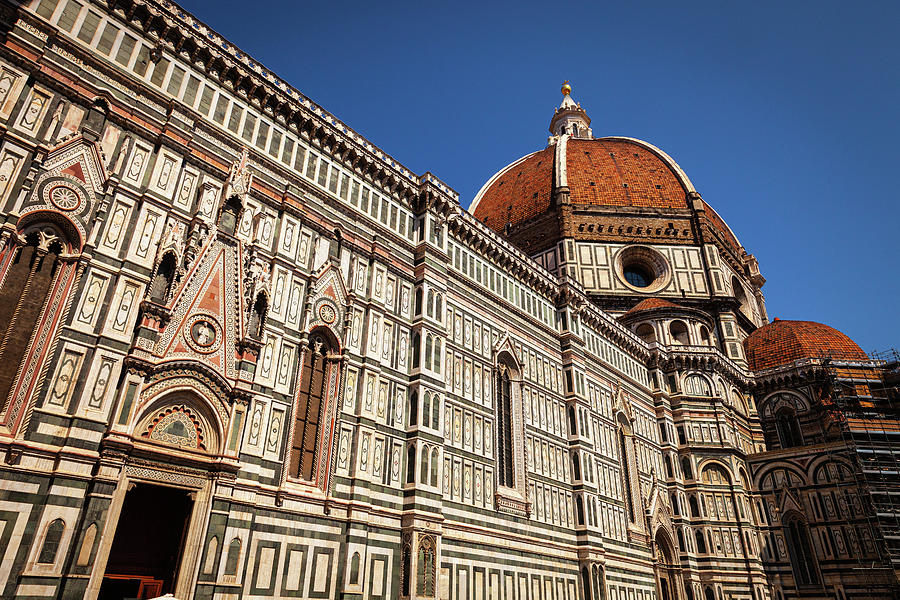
<box><xmin>566</xmin><ymin>139</ymin><xmax>688</xmax><ymax>210</ymax></box>
<box><xmin>474</xmin><ymin>147</ymin><xmax>555</xmax><ymax>231</ymax></box>
<box><xmin>472</xmin><ymin>137</ymin><xmax>742</xmax><ymax>254</ymax></box>
<box><xmin>743</xmin><ymin>319</ymin><xmax>868</xmax><ymax>371</ymax></box>
<box><xmin>622</xmin><ymin>297</ymin><xmax>681</xmax><ymax>317</ymax></box>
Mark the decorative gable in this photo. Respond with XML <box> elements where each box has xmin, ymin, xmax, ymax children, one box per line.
<box><xmin>305</xmin><ymin>262</ymin><xmax>349</xmax><ymax>342</ymax></box>
<box><xmin>18</xmin><ymin>135</ymin><xmax>108</xmax><ymax>249</ymax></box>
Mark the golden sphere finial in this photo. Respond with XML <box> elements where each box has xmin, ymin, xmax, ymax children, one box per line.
<box><xmin>561</xmin><ymin>80</ymin><xmax>572</xmax><ymax>95</ymax></box>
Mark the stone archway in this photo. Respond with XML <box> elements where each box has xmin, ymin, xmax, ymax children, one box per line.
<box><xmin>655</xmin><ymin>528</ymin><xmax>683</xmax><ymax>600</ymax></box>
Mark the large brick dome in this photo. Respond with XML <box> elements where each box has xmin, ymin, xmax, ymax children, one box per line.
<box><xmin>743</xmin><ymin>319</ymin><xmax>868</xmax><ymax>371</ymax></box>
<box><xmin>472</xmin><ymin>138</ymin><xmax>690</xmax><ymax>230</ymax></box>
<box><xmin>470</xmin><ymin>127</ymin><xmax>741</xmax><ymax>254</ymax></box>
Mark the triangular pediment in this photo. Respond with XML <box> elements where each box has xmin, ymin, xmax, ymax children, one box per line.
<box><xmin>493</xmin><ymin>332</ymin><xmax>520</xmax><ymax>366</ymax></box>
<box><xmin>18</xmin><ymin>135</ymin><xmax>109</xmax><ymax>249</ymax></box>
<box><xmin>155</xmin><ymin>241</ymin><xmax>241</xmax><ymax>382</ymax></box>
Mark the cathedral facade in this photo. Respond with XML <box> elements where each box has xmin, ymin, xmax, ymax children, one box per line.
<box><xmin>0</xmin><ymin>1</ymin><xmax>896</xmax><ymax>600</ymax></box>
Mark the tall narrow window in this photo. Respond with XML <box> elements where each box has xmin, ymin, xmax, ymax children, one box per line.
<box><xmin>422</xmin><ymin>393</ymin><xmax>431</xmax><ymax>427</ymax></box>
<box><xmin>784</xmin><ymin>515</ymin><xmax>819</xmax><ymax>585</ymax></box>
<box><xmin>424</xmin><ymin>334</ymin><xmax>433</xmax><ymax>371</ymax></box>
<box><xmin>695</xmin><ymin>530</ymin><xmax>707</xmax><ymax>554</ymax></box>
<box><xmin>775</xmin><ymin>408</ymin><xmax>803</xmax><ymax>449</ymax></box>
<box><xmin>408</xmin><ymin>391</ymin><xmax>418</xmax><ymax>427</ymax></box>
<box><xmin>406</xmin><ymin>444</ymin><xmax>416</xmax><ymax>484</ymax></box>
<box><xmin>431</xmin><ymin>396</ymin><xmax>440</xmax><ymax>431</ymax></box>
<box><xmin>420</xmin><ymin>444</ymin><xmax>429</xmax><ymax>484</ymax></box>
<box><xmin>0</xmin><ymin>230</ymin><xmax>64</xmax><ymax>411</ymax></box>
<box><xmin>401</xmin><ymin>541</ymin><xmax>412</xmax><ymax>596</ymax></box>
<box><xmin>497</xmin><ymin>363</ymin><xmax>514</xmax><ymax>487</ymax></box>
<box><xmin>224</xmin><ymin>538</ymin><xmax>242</xmax><ymax>575</ymax></box>
<box><xmin>349</xmin><ymin>551</ymin><xmax>361</xmax><ymax>585</ymax></box>
<box><xmin>619</xmin><ymin>427</ymin><xmax>635</xmax><ymax>523</ymax></box>
<box><xmin>417</xmin><ymin>536</ymin><xmax>436</xmax><ymax>597</ymax></box>
<box><xmin>37</xmin><ymin>519</ymin><xmax>65</xmax><ymax>564</ymax></box>
<box><xmin>290</xmin><ymin>335</ymin><xmax>332</xmax><ymax>480</ymax></box>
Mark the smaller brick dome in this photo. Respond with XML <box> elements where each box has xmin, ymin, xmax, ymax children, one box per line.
<box><xmin>743</xmin><ymin>319</ymin><xmax>868</xmax><ymax>371</ymax></box>
<box><xmin>622</xmin><ymin>297</ymin><xmax>681</xmax><ymax>318</ymax></box>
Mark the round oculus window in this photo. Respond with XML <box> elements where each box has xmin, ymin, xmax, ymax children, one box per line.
<box><xmin>623</xmin><ymin>264</ymin><xmax>653</xmax><ymax>288</ymax></box>
<box><xmin>614</xmin><ymin>246</ymin><xmax>671</xmax><ymax>293</ymax></box>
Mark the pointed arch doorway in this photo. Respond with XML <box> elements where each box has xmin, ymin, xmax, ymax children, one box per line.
<box><xmin>654</xmin><ymin>528</ymin><xmax>683</xmax><ymax>600</ymax></box>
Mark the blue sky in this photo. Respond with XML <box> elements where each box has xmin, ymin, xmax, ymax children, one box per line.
<box><xmin>181</xmin><ymin>0</ymin><xmax>900</xmax><ymax>353</ymax></box>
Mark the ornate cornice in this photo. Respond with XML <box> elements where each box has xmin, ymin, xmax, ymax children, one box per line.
<box><xmin>102</xmin><ymin>0</ymin><xmax>458</xmax><ymax>210</ymax></box>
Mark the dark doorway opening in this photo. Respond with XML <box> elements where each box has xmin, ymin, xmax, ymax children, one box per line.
<box><xmin>99</xmin><ymin>483</ymin><xmax>194</xmax><ymax>600</ymax></box>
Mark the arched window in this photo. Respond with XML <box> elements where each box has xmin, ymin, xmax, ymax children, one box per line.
<box><xmin>407</xmin><ymin>444</ymin><xmax>416</xmax><ymax>484</ymax></box>
<box><xmin>572</xmin><ymin>453</ymin><xmax>582</xmax><ymax>480</ymax></box>
<box><xmin>224</xmin><ymin>537</ymin><xmax>242</xmax><ymax>575</ymax></box>
<box><xmin>677</xmin><ymin>528</ymin><xmax>685</xmax><ymax>551</ymax></box>
<box><xmin>289</xmin><ymin>334</ymin><xmax>335</xmax><ymax>480</ymax></box>
<box><xmin>669</xmin><ymin>321</ymin><xmax>690</xmax><ymax>345</ymax></box>
<box><xmin>617</xmin><ymin>414</ymin><xmax>636</xmax><ymax>524</ymax></box>
<box><xmin>149</xmin><ymin>252</ymin><xmax>177</xmax><ymax>302</ymax></box>
<box><xmin>576</xmin><ymin>496</ymin><xmax>585</xmax><ymax>525</ymax></box>
<box><xmin>349</xmin><ymin>551</ymin><xmax>361</xmax><ymax>585</ymax></box>
<box><xmin>581</xmin><ymin>566</ymin><xmax>592</xmax><ymax>600</ymax></box>
<box><xmin>0</xmin><ymin>229</ymin><xmax>65</xmax><ymax>411</ymax></box>
<box><xmin>38</xmin><ymin>518</ymin><xmax>65</xmax><ymax>564</ymax></box>
<box><xmin>665</xmin><ymin>455</ymin><xmax>674</xmax><ymax>478</ymax></box>
<box><xmin>695</xmin><ymin>530</ymin><xmax>707</xmax><ymax>554</ymax></box>
<box><xmin>682</xmin><ymin>457</ymin><xmax>693</xmax><ymax>480</ymax></box>
<box><xmin>699</xmin><ymin>326</ymin><xmax>711</xmax><ymax>346</ymax></box>
<box><xmin>426</xmin><ymin>290</ymin><xmax>435</xmax><ymax>318</ymax></box>
<box><xmin>422</xmin><ymin>392</ymin><xmax>431</xmax><ymax>427</ymax></box>
<box><xmin>401</xmin><ymin>540</ymin><xmax>412</xmax><ymax>596</ymax></box>
<box><xmin>593</xmin><ymin>565</ymin><xmax>606</xmax><ymax>600</ymax></box>
<box><xmin>430</xmin><ymin>447</ymin><xmax>439</xmax><ymax>487</ymax></box>
<box><xmin>420</xmin><ymin>444</ymin><xmax>430</xmax><ymax>484</ymax></box>
<box><xmin>568</xmin><ymin>407</ymin><xmax>577</xmax><ymax>435</ymax></box>
<box><xmin>409</xmin><ymin>391</ymin><xmax>418</xmax><ymax>427</ymax></box>
<box><xmin>775</xmin><ymin>408</ymin><xmax>803</xmax><ymax>448</ymax></box>
<box><xmin>689</xmin><ymin>495</ymin><xmax>700</xmax><ymax>518</ymax></box>
<box><xmin>496</xmin><ymin>361</ymin><xmax>515</xmax><ymax>487</ymax></box>
<box><xmin>704</xmin><ymin>587</ymin><xmax>715</xmax><ymax>600</ymax></box>
<box><xmin>417</xmin><ymin>536</ymin><xmax>436</xmax><ymax>597</ymax></box>
<box><xmin>433</xmin><ymin>338</ymin><xmax>441</xmax><ymax>374</ymax></box>
<box><xmin>684</xmin><ymin>374</ymin><xmax>712</xmax><ymax>397</ymax></box>
<box><xmin>671</xmin><ymin>493</ymin><xmax>680</xmax><ymax>515</ymax></box>
<box><xmin>431</xmin><ymin>395</ymin><xmax>440</xmax><ymax>431</ymax></box>
<box><xmin>412</xmin><ymin>332</ymin><xmax>421</xmax><ymax>368</ymax></box>
<box><xmin>784</xmin><ymin>514</ymin><xmax>819</xmax><ymax>585</ymax></box>
<box><xmin>435</xmin><ymin>294</ymin><xmax>443</xmax><ymax>323</ymax></box>
<box><xmin>636</xmin><ymin>323</ymin><xmax>656</xmax><ymax>343</ymax></box>
<box><xmin>414</xmin><ymin>287</ymin><xmax>423</xmax><ymax>316</ymax></box>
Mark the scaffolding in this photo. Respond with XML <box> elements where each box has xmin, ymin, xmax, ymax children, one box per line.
<box><xmin>821</xmin><ymin>349</ymin><xmax>900</xmax><ymax>586</ymax></box>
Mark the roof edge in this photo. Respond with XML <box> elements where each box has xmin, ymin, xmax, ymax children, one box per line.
<box><xmin>469</xmin><ymin>146</ymin><xmax>552</xmax><ymax>213</ymax></box>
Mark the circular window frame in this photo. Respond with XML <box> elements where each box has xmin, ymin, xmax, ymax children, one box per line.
<box><xmin>614</xmin><ymin>246</ymin><xmax>671</xmax><ymax>293</ymax></box>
